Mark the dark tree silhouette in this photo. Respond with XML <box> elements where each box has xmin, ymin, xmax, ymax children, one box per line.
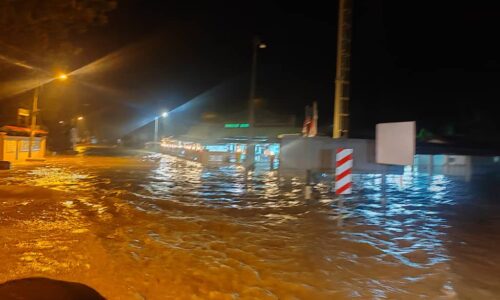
<box><xmin>0</xmin><ymin>0</ymin><xmax>117</xmax><ymax>67</ymax></box>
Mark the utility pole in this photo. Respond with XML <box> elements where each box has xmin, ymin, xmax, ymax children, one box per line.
<box><xmin>333</xmin><ymin>0</ymin><xmax>353</xmax><ymax>138</ymax></box>
<box><xmin>26</xmin><ymin>73</ymin><xmax>67</xmax><ymax>158</ymax></box>
<box><xmin>27</xmin><ymin>86</ymin><xmax>39</xmax><ymax>158</ymax></box>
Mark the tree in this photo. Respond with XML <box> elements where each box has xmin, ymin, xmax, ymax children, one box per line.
<box><xmin>0</xmin><ymin>0</ymin><xmax>117</xmax><ymax>68</ymax></box>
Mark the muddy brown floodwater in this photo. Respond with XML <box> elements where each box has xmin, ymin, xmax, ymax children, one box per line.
<box><xmin>1</xmin><ymin>154</ymin><xmax>500</xmax><ymax>299</ymax></box>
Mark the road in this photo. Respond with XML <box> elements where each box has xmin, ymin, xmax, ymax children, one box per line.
<box><xmin>1</xmin><ymin>150</ymin><xmax>500</xmax><ymax>299</ymax></box>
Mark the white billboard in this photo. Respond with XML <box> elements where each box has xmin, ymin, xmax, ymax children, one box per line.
<box><xmin>376</xmin><ymin>121</ymin><xmax>416</xmax><ymax>166</ymax></box>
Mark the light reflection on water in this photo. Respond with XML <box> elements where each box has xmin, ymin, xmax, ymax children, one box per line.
<box><xmin>1</xmin><ymin>154</ymin><xmax>499</xmax><ymax>299</ymax></box>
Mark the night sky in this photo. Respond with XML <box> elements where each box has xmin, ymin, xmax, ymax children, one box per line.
<box><xmin>2</xmin><ymin>1</ymin><xmax>500</xmax><ymax>143</ymax></box>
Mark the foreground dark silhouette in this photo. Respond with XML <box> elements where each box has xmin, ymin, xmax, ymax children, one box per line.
<box><xmin>0</xmin><ymin>278</ymin><xmax>105</xmax><ymax>300</ymax></box>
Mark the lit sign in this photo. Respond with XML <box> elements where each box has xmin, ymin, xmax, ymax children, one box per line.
<box><xmin>205</xmin><ymin>145</ymin><xmax>228</xmax><ymax>152</ymax></box>
<box><xmin>18</xmin><ymin>108</ymin><xmax>30</xmax><ymax>117</ymax></box>
<box><xmin>224</xmin><ymin>123</ymin><xmax>250</xmax><ymax>128</ymax></box>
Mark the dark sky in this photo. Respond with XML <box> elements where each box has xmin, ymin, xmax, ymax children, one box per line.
<box><xmin>2</xmin><ymin>0</ymin><xmax>500</xmax><ymax>141</ymax></box>
<box><xmin>72</xmin><ymin>0</ymin><xmax>340</xmax><ymax>139</ymax></box>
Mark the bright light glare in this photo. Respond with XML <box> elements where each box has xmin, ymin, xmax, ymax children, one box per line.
<box><xmin>58</xmin><ymin>73</ymin><xmax>68</xmax><ymax>81</ymax></box>
<box><xmin>162</xmin><ymin>111</ymin><xmax>168</xmax><ymax>118</ymax></box>
<box><xmin>77</xmin><ymin>116</ymin><xmax>84</xmax><ymax>121</ymax></box>
<box><xmin>258</xmin><ymin>43</ymin><xmax>267</xmax><ymax>49</ymax></box>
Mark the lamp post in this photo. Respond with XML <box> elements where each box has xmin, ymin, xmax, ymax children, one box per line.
<box><xmin>247</xmin><ymin>37</ymin><xmax>266</xmax><ymax>168</ymax></box>
<box><xmin>28</xmin><ymin>73</ymin><xmax>68</xmax><ymax>159</ymax></box>
<box><xmin>154</xmin><ymin>111</ymin><xmax>168</xmax><ymax>143</ymax></box>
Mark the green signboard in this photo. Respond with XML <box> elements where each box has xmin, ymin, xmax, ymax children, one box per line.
<box><xmin>224</xmin><ymin>123</ymin><xmax>250</xmax><ymax>128</ymax></box>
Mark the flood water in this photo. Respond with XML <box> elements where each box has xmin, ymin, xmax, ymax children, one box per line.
<box><xmin>1</xmin><ymin>153</ymin><xmax>500</xmax><ymax>299</ymax></box>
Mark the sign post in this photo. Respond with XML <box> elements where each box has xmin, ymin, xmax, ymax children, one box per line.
<box><xmin>376</xmin><ymin>121</ymin><xmax>416</xmax><ymax>204</ymax></box>
<box><xmin>376</xmin><ymin>121</ymin><xmax>416</xmax><ymax>166</ymax></box>
<box><xmin>17</xmin><ymin>108</ymin><xmax>30</xmax><ymax>127</ymax></box>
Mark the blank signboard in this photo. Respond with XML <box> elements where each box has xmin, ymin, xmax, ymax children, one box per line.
<box><xmin>376</xmin><ymin>121</ymin><xmax>416</xmax><ymax>166</ymax></box>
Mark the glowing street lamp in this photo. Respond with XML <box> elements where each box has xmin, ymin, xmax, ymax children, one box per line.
<box><xmin>154</xmin><ymin>110</ymin><xmax>168</xmax><ymax>143</ymax></box>
<box><xmin>249</xmin><ymin>37</ymin><xmax>266</xmax><ymax>128</ymax></box>
<box><xmin>77</xmin><ymin>116</ymin><xmax>84</xmax><ymax>121</ymax></box>
<box><xmin>28</xmin><ymin>72</ymin><xmax>70</xmax><ymax>159</ymax></box>
<box><xmin>246</xmin><ymin>37</ymin><xmax>267</xmax><ymax>168</ymax></box>
<box><xmin>58</xmin><ymin>73</ymin><xmax>68</xmax><ymax>81</ymax></box>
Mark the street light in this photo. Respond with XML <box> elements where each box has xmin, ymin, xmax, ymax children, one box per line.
<box><xmin>249</xmin><ymin>37</ymin><xmax>266</xmax><ymax>127</ymax></box>
<box><xmin>58</xmin><ymin>73</ymin><xmax>68</xmax><ymax>81</ymax></box>
<box><xmin>154</xmin><ymin>111</ymin><xmax>168</xmax><ymax>143</ymax></box>
<box><xmin>247</xmin><ymin>36</ymin><xmax>266</xmax><ymax>168</ymax></box>
<box><xmin>28</xmin><ymin>72</ymin><xmax>69</xmax><ymax>159</ymax></box>
<box><xmin>77</xmin><ymin>116</ymin><xmax>84</xmax><ymax>121</ymax></box>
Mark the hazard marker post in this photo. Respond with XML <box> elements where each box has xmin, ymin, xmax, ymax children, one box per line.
<box><xmin>335</xmin><ymin>148</ymin><xmax>353</xmax><ymax>226</ymax></box>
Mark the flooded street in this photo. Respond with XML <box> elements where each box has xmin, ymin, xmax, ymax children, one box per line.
<box><xmin>1</xmin><ymin>153</ymin><xmax>500</xmax><ymax>299</ymax></box>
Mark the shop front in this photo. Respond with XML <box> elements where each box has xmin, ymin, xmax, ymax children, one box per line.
<box><xmin>0</xmin><ymin>132</ymin><xmax>47</xmax><ymax>162</ymax></box>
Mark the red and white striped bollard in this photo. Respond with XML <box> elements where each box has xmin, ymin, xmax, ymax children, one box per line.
<box><xmin>335</xmin><ymin>148</ymin><xmax>353</xmax><ymax>195</ymax></box>
<box><xmin>335</xmin><ymin>148</ymin><xmax>353</xmax><ymax>225</ymax></box>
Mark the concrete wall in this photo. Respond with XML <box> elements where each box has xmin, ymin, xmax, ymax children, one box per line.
<box><xmin>0</xmin><ymin>133</ymin><xmax>46</xmax><ymax>162</ymax></box>
<box><xmin>279</xmin><ymin>136</ymin><xmax>403</xmax><ymax>177</ymax></box>
<box><xmin>413</xmin><ymin>154</ymin><xmax>500</xmax><ymax>179</ymax></box>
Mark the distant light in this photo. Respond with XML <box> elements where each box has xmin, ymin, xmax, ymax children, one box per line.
<box><xmin>162</xmin><ymin>111</ymin><xmax>168</xmax><ymax>118</ymax></box>
<box><xmin>58</xmin><ymin>73</ymin><xmax>68</xmax><ymax>81</ymax></box>
<box><xmin>77</xmin><ymin>116</ymin><xmax>84</xmax><ymax>121</ymax></box>
<box><xmin>224</xmin><ymin>123</ymin><xmax>250</xmax><ymax>128</ymax></box>
<box><xmin>258</xmin><ymin>43</ymin><xmax>267</xmax><ymax>49</ymax></box>
<box><xmin>58</xmin><ymin>120</ymin><xmax>64</xmax><ymax>125</ymax></box>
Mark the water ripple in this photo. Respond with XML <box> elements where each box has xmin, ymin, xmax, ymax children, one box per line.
<box><xmin>1</xmin><ymin>154</ymin><xmax>499</xmax><ymax>298</ymax></box>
